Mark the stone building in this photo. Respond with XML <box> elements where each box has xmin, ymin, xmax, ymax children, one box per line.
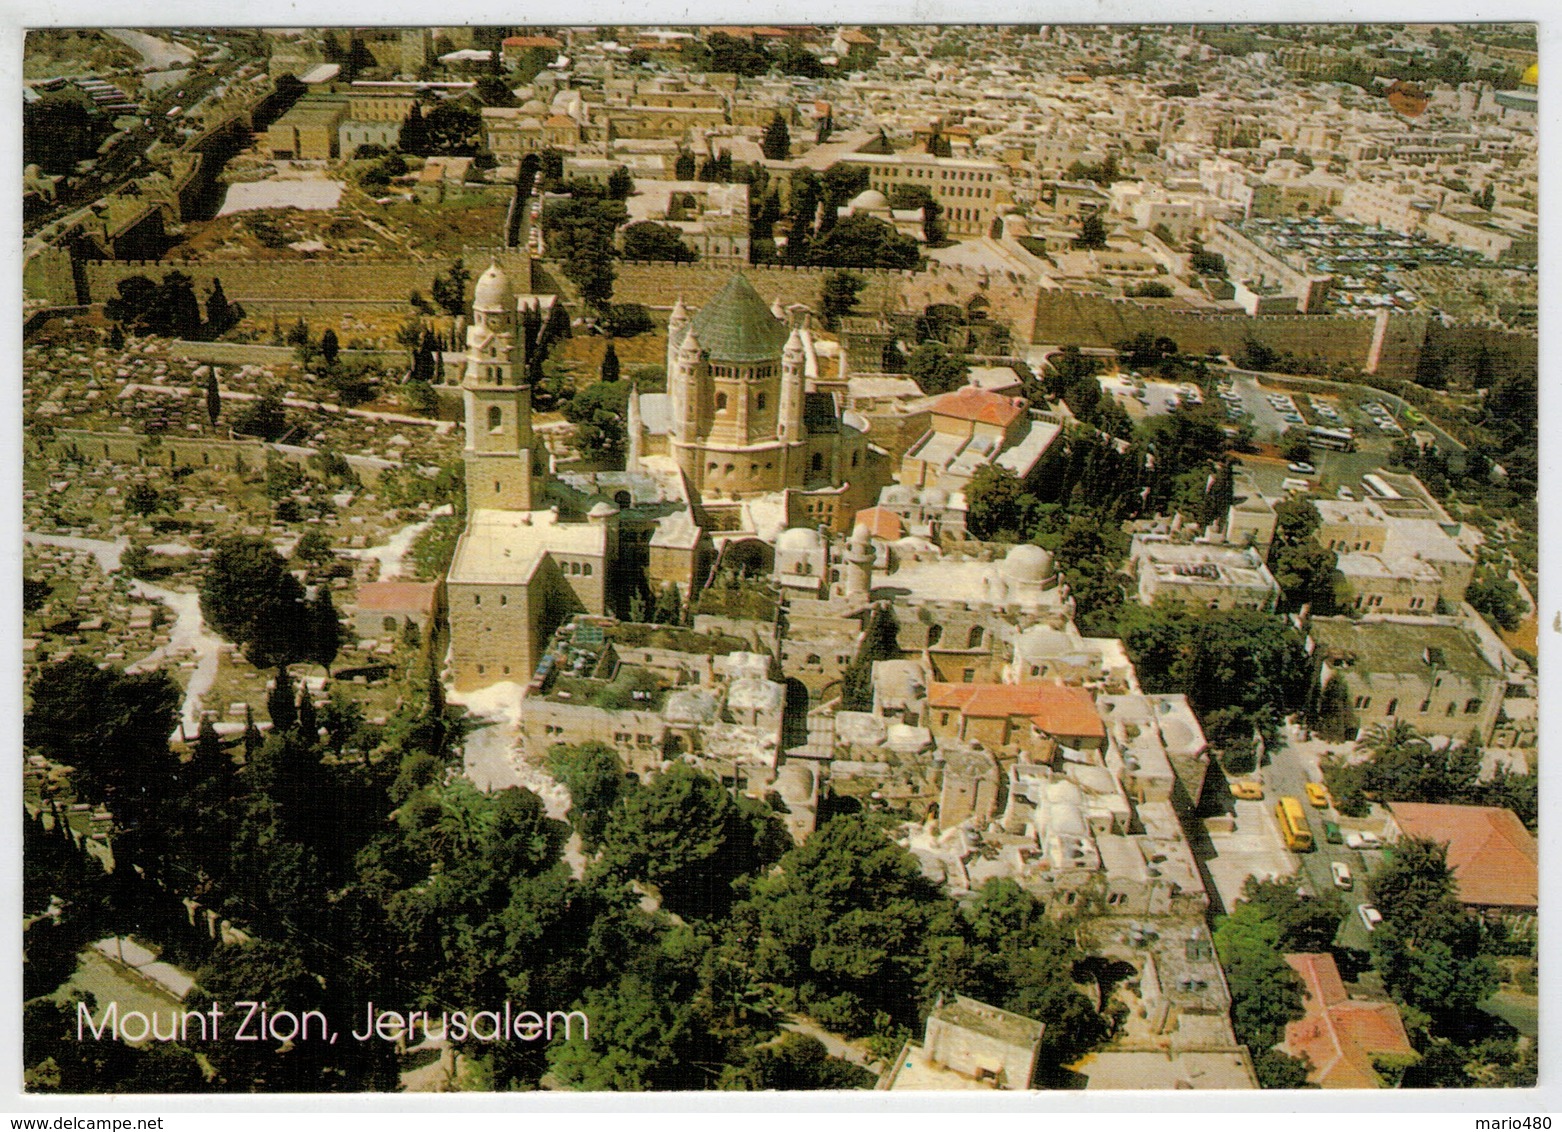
<box><xmin>445</xmin><ymin>262</ymin><xmax>620</xmax><ymax>691</ymax></box>
<box><xmin>879</xmin><ymin>996</ymin><xmax>1044</xmax><ymax>1090</ymax></box>
<box><xmin>1309</xmin><ymin>617</ymin><xmax>1505</xmax><ymax>743</ymax></box>
<box><xmin>1128</xmin><ymin>536</ymin><xmax>1280</xmax><ymax>612</ymax></box>
<box><xmin>635</xmin><ymin>273</ymin><xmax>878</xmax><ymax>520</ymax></box>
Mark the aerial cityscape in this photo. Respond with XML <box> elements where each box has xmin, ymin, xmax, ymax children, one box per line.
<box><xmin>21</xmin><ymin>23</ymin><xmax>1538</xmax><ymax>1094</ymax></box>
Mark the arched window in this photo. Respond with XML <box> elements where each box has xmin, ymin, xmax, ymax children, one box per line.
<box><xmin>968</xmin><ymin>626</ymin><xmax>984</xmax><ymax>648</ymax></box>
<box><xmin>811</xmin><ymin>453</ymin><xmax>824</xmax><ymax>473</ymax></box>
<box><xmin>488</xmin><ymin>405</ymin><xmax>503</xmax><ymax>430</ymax></box>
<box><xmin>1386</xmin><ymin>698</ymin><xmax>1397</xmax><ymax>715</ymax></box>
<box><xmin>928</xmin><ymin>625</ymin><xmax>943</xmax><ymax>646</ymax></box>
<box><xmin>716</xmin><ymin>392</ymin><xmax>728</xmax><ymax>411</ymax></box>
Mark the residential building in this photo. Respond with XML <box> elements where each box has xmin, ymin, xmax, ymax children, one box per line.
<box><xmin>1280</xmin><ymin>953</ymin><xmax>1418</xmax><ymax>1089</ymax></box>
<box><xmin>879</xmin><ymin>996</ymin><xmax>1043</xmax><ymax>1090</ymax></box>
<box><xmin>1385</xmin><ymin>802</ymin><xmax>1538</xmax><ymax>919</ymax></box>
<box><xmin>1128</xmin><ymin>536</ymin><xmax>1280</xmax><ymax>612</ymax></box>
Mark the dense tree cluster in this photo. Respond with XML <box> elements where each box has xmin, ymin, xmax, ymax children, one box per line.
<box><xmin>105</xmin><ymin>273</ymin><xmax>244</xmax><ymax>341</ymax></box>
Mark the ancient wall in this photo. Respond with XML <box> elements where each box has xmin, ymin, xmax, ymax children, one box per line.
<box><xmin>1030</xmin><ymin>291</ymin><xmax>1413</xmax><ymax>377</ymax></box>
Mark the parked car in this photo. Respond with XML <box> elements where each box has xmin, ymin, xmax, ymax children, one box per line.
<box><xmin>1305</xmin><ymin>782</ymin><xmax>1331</xmax><ymax>808</ymax></box>
<box><xmin>1288</xmin><ymin>462</ymin><xmax>1317</xmax><ymax>475</ymax></box>
<box><xmin>1231</xmin><ymin>780</ymin><xmax>1265</xmax><ymax>800</ymax></box>
<box><xmin>1359</xmin><ymin>903</ymin><xmax>1383</xmax><ymax>932</ymax></box>
<box><xmin>1323</xmin><ymin>820</ymin><xmax>1343</xmax><ymax>845</ymax></box>
<box><xmin>1332</xmin><ymin>862</ymin><xmax>1353</xmax><ymax>890</ymax></box>
<box><xmin>1344</xmin><ymin>830</ymin><xmax>1382</xmax><ymax>850</ymax></box>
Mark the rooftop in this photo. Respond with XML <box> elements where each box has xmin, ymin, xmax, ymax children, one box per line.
<box><xmin>448</xmin><ymin>509</ymin><xmax>606</xmax><ymax>586</ymax></box>
<box><xmin>1387</xmin><ymin>802</ymin><xmax>1537</xmax><ymax>910</ymax></box>
<box><xmin>928</xmin><ymin>680</ymin><xmax>1104</xmax><ymax>739</ymax></box>
<box><xmin>681</xmin><ymin>273</ymin><xmax>791</xmax><ymax>364</ymax></box>
<box><xmin>1310</xmin><ymin>618</ymin><xmax>1499</xmax><ymax>684</ymax></box>
<box><xmin>1282</xmin><ymin>952</ymin><xmax>1416</xmax><ymax>1089</ymax></box>
<box><xmin>928</xmin><ymin>385</ymin><xmax>1028</xmax><ymax>428</ymax></box>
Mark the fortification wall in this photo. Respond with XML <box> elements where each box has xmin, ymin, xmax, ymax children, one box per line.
<box><xmin>1030</xmin><ymin>290</ymin><xmax>1413</xmax><ymax>377</ymax></box>
<box><xmin>166</xmin><ymin>340</ymin><xmax>404</xmax><ymax>368</ymax></box>
<box><xmin>609</xmin><ymin>261</ymin><xmax>912</xmax><ymax>313</ymax></box>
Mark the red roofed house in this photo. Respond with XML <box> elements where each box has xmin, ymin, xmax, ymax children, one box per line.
<box><xmin>502</xmin><ymin>35</ymin><xmax>563</xmax><ymax>55</ymax></box>
<box><xmin>925</xmin><ymin>680</ymin><xmax>1104</xmax><ymax>753</ymax></box>
<box><xmin>852</xmin><ymin>506</ymin><xmax>903</xmax><ymax>542</ymax></box>
<box><xmin>1280</xmin><ymin>953</ymin><xmax>1418</xmax><ymax>1089</ymax></box>
<box><xmin>1386</xmin><ymin>801</ymin><xmax>1538</xmax><ymax>916</ymax></box>
<box><xmin>351</xmin><ymin>580</ymin><xmax>443</xmax><ymax>641</ymax></box>
<box><xmin>899</xmin><ymin>387</ymin><xmax>1031</xmax><ymax>491</ymax></box>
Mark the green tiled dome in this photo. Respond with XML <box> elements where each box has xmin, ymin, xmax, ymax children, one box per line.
<box><xmin>683</xmin><ymin>273</ymin><xmax>790</xmax><ymax>363</ymax></box>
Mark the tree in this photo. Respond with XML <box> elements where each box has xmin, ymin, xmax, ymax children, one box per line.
<box><xmin>807</xmin><ymin>214</ymin><xmax>919</xmax><ymax>270</ymax></box>
<box><xmin>1368</xmin><ymin>838</ymin><xmax>1499</xmax><ymax>1020</ymax></box>
<box><xmin>818</xmin><ymin>270</ymin><xmax>866</xmax><ymax>330</ymax></box>
<box><xmin>594</xmin><ymin>763</ymin><xmax>787</xmax><ymax>920</ymax></box>
<box><xmin>397</xmin><ymin>103</ymin><xmax>428</xmax><ymax>155</ymax></box>
<box><xmin>621</xmin><ymin>221</ymin><xmax>698</xmax><ymax>263</ymax></box>
<box><xmin>964</xmin><ymin>465</ymin><xmax>1035</xmax><ymax>542</ymax></box>
<box><xmin>268</xmin><ymin>668</ymin><xmax>298</xmax><ymax>733</ymax></box>
<box><xmin>1076</xmin><ymin>212</ymin><xmax>1109</xmax><ymax>249</ymax></box>
<box><xmin>600</xmin><ymin>341</ymin><xmax>620</xmax><ymax>384</ymax></box>
<box><xmin>761</xmin><ymin>114</ymin><xmax>791</xmax><ymax>161</ymax></box>
<box><xmin>651</xmin><ymin>582</ymin><xmax>682</xmax><ymax>626</ymax></box>
<box><xmin>123</xmin><ymin>482</ymin><xmax>164</xmax><ymax>516</ymax></box>
<box><xmin>205</xmin><ymin>367</ymin><xmax>221</xmax><ymax>428</ymax></box>
<box><xmin>205</xmin><ymin>278</ymin><xmax>241</xmax><ymax>337</ymax></box>
<box><xmin>561</xmin><ymin>379</ymin><xmax>629</xmax><ymax>460</ymax></box>
<box><xmin>232</xmin><ymin>393</ymin><xmax>290</xmax><ymax>442</ymax></box>
<box><xmin>593</xmin><ymin>164</ymin><xmax>630</xmax><ymax>201</ymax></box>
<box><xmin>547</xmin><ymin>743</ymin><xmax>634</xmax><ymax>850</ymax></box>
<box><xmin>430</xmin><ymin>259</ymin><xmax>470</xmax><ymax>318</ymax></box>
<box><xmin>906</xmin><ymin>341</ymin><xmax>969</xmax><ymax>394</ymax></box>
<box><xmin>423</xmin><ymin>103</ymin><xmax>482</xmax><ymax>155</ymax></box>
<box><xmin>319</xmin><ymin>328</ymin><xmax>340</xmax><ymax>368</ymax></box>
<box><xmin>674</xmin><ymin>150</ymin><xmax>696</xmax><ymax>180</ymax></box>
<box><xmin>200</xmin><ymin>537</ymin><xmax>315</xmax><ymax>670</ymax></box>
<box><xmin>475</xmin><ymin>75</ymin><xmax>515</xmax><ymax>106</ymax></box>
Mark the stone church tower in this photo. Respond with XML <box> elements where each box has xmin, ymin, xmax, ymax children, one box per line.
<box><xmin>665</xmin><ymin>273</ymin><xmax>809</xmax><ymax>499</ymax></box>
<box><xmin>462</xmin><ymin>262</ymin><xmax>546</xmax><ymax>512</ymax></box>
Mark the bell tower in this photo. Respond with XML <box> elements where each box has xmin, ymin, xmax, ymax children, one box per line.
<box><xmin>463</xmin><ymin>261</ymin><xmax>544</xmax><ymax>511</ymax></box>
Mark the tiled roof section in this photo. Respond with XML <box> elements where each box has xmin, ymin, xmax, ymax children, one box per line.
<box><xmin>1388</xmin><ymin>802</ymin><xmax>1538</xmax><ymax>909</ymax></box>
<box><xmin>503</xmin><ymin>35</ymin><xmax>562</xmax><ymax>48</ymax></box>
<box><xmin>927</xmin><ymin>681</ymin><xmax>1104</xmax><ymax>739</ymax></box>
<box><xmin>353</xmin><ymin>581</ymin><xmax>440</xmax><ymax>613</ymax></box>
<box><xmin>1282</xmin><ymin>953</ymin><xmax>1416</xmax><ymax>1089</ymax></box>
<box><xmin>853</xmin><ymin>506</ymin><xmax>903</xmax><ymax>541</ymax></box>
<box><xmin>685</xmin><ymin>273</ymin><xmax>791</xmax><ymax>363</ymax></box>
<box><xmin>929</xmin><ymin>385</ymin><xmax>1027</xmax><ymax>428</ymax></box>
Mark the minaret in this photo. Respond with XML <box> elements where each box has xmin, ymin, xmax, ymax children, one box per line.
<box><xmin>462</xmin><ymin>261</ymin><xmax>543</xmax><ymax>512</ymax></box>
<box><xmin>626</xmin><ymin>380</ymin><xmax>642</xmax><ymax>474</ymax></box>
<box><xmin>844</xmin><ymin>522</ymin><xmax>874</xmax><ymax>599</ymax></box>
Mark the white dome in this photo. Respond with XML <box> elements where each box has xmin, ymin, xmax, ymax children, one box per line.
<box><xmin>588</xmin><ymin>500</ymin><xmax>620</xmax><ymax>518</ymax></box>
<box><xmin>473</xmin><ymin>262</ymin><xmax>514</xmax><ymax>311</ymax></box>
<box><xmin>775</xmin><ymin>526</ymin><xmax>824</xmax><ymax>553</ymax></box>
<box><xmin>848</xmin><ymin>188</ymin><xmax>890</xmax><ymax>211</ymax></box>
<box><xmin>1002</xmin><ymin>543</ymin><xmax>1054</xmax><ymax>584</ymax></box>
<box><xmin>922</xmin><ymin>486</ymin><xmax>949</xmax><ymax>509</ymax></box>
<box><xmin>881</xmin><ymin>484</ymin><xmax>915</xmax><ymax>506</ymax></box>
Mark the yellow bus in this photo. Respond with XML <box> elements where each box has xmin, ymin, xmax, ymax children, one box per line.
<box><xmin>1305</xmin><ymin>782</ymin><xmax>1331</xmax><ymax>809</ymax></box>
<box><xmin>1276</xmin><ymin>796</ymin><xmax>1314</xmax><ymax>852</ymax></box>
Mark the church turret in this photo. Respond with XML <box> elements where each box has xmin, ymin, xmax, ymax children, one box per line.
<box><xmin>626</xmin><ymin>381</ymin><xmax>642</xmax><ymax>474</ymax></box>
<box><xmin>673</xmin><ymin>328</ymin><xmax>705</xmax><ymax>445</ymax></box>
<box><xmin>462</xmin><ymin>261</ymin><xmax>542</xmax><ymax>511</ymax></box>
<box><xmin>666</xmin><ymin>296</ymin><xmax>690</xmax><ymax>375</ymax></box>
<box><xmin>778</xmin><ymin>328</ymin><xmax>806</xmax><ymax>444</ymax></box>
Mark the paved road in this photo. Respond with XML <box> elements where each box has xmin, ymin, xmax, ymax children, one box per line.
<box><xmin>1260</xmin><ymin>725</ymin><xmax>1380</xmax><ymax>950</ymax></box>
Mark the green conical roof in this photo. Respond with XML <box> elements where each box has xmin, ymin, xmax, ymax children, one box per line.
<box><xmin>684</xmin><ymin>273</ymin><xmax>790</xmax><ymax>363</ymax></box>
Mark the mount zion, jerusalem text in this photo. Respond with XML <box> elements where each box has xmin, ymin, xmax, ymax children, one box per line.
<box><xmin>77</xmin><ymin>1000</ymin><xmax>589</xmax><ymax>1045</ymax></box>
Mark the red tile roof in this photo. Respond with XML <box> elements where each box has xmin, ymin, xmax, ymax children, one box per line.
<box><xmin>853</xmin><ymin>506</ymin><xmax>903</xmax><ymax>542</ymax></box>
<box><xmin>928</xmin><ymin>386</ymin><xmax>1027</xmax><ymax>428</ymax></box>
<box><xmin>503</xmin><ymin>35</ymin><xmax>562</xmax><ymax>49</ymax></box>
<box><xmin>1282</xmin><ymin>953</ymin><xmax>1416</xmax><ymax>1089</ymax></box>
<box><xmin>1388</xmin><ymin>802</ymin><xmax>1537</xmax><ymax>910</ymax></box>
<box><xmin>354</xmin><ymin>581</ymin><xmax>440</xmax><ymax>614</ymax></box>
<box><xmin>927</xmin><ymin>681</ymin><xmax>1103</xmax><ymax>740</ymax></box>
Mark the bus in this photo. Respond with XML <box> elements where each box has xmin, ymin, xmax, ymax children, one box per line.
<box><xmin>1275</xmin><ymin>796</ymin><xmax>1315</xmax><ymax>852</ymax></box>
<box><xmin>1308</xmin><ymin>425</ymin><xmax>1356</xmax><ymax>452</ymax></box>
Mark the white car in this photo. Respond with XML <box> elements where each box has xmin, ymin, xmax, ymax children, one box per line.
<box><xmin>1331</xmin><ymin>862</ymin><xmax>1353</xmax><ymax>890</ymax></box>
<box><xmin>1359</xmin><ymin>904</ymin><xmax>1383</xmax><ymax>932</ymax></box>
<box><xmin>1288</xmin><ymin>462</ymin><xmax>1317</xmax><ymax>475</ymax></box>
<box><xmin>1344</xmin><ymin>831</ymin><xmax>1382</xmax><ymax>850</ymax></box>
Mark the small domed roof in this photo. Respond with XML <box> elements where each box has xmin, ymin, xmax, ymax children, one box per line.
<box><xmin>882</xmin><ymin>484</ymin><xmax>914</xmax><ymax>506</ymax></box>
<box><xmin>473</xmin><ymin>262</ymin><xmax>514</xmax><ymax>311</ymax></box>
<box><xmin>1002</xmin><ymin>543</ymin><xmax>1054</xmax><ymax>584</ymax></box>
<box><xmin>922</xmin><ymin>486</ymin><xmax>949</xmax><ymax>509</ymax></box>
<box><xmin>775</xmin><ymin>526</ymin><xmax>824</xmax><ymax>553</ymax></box>
<box><xmin>588</xmin><ymin>500</ymin><xmax>620</xmax><ymax>518</ymax></box>
<box><xmin>848</xmin><ymin>188</ymin><xmax>890</xmax><ymax>211</ymax></box>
